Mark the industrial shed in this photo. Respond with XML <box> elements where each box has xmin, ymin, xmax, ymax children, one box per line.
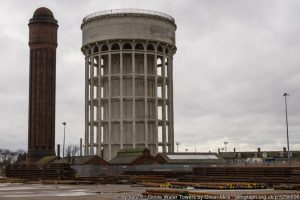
<box><xmin>109</xmin><ymin>148</ymin><xmax>158</xmax><ymax>165</ymax></box>
<box><xmin>59</xmin><ymin>155</ymin><xmax>109</xmax><ymax>177</ymax></box>
<box><xmin>155</xmin><ymin>153</ymin><xmax>226</xmax><ymax>166</ymax></box>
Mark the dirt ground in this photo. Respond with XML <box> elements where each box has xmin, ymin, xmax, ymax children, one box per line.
<box><xmin>1</xmin><ymin>183</ymin><xmax>300</xmax><ymax>200</ymax></box>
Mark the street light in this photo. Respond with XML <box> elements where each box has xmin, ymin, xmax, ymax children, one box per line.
<box><xmin>224</xmin><ymin>141</ymin><xmax>228</xmax><ymax>152</ymax></box>
<box><xmin>62</xmin><ymin>122</ymin><xmax>66</xmax><ymax>158</ymax></box>
<box><xmin>283</xmin><ymin>93</ymin><xmax>290</xmax><ymax>163</ymax></box>
<box><xmin>176</xmin><ymin>142</ymin><xmax>180</xmax><ymax>152</ymax></box>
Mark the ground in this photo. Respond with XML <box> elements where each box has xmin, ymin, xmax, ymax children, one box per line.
<box><xmin>1</xmin><ymin>183</ymin><xmax>300</xmax><ymax>200</ymax></box>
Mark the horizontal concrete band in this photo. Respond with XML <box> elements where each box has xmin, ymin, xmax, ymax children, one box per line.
<box><xmin>81</xmin><ymin>14</ymin><xmax>176</xmax><ymax>47</ymax></box>
<box><xmin>82</xmin><ymin>40</ymin><xmax>176</xmax><ymax>57</ymax></box>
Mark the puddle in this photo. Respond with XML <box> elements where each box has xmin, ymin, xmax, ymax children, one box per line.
<box><xmin>0</xmin><ymin>184</ymin><xmax>95</xmax><ymax>198</ymax></box>
<box><xmin>1</xmin><ymin>191</ymin><xmax>95</xmax><ymax>198</ymax></box>
<box><xmin>70</xmin><ymin>189</ymin><xmax>89</xmax><ymax>192</ymax></box>
<box><xmin>0</xmin><ymin>185</ymin><xmax>54</xmax><ymax>191</ymax></box>
<box><xmin>94</xmin><ymin>191</ymin><xmax>132</xmax><ymax>194</ymax></box>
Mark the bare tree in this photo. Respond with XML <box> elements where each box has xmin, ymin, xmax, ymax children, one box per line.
<box><xmin>65</xmin><ymin>145</ymin><xmax>80</xmax><ymax>164</ymax></box>
<box><xmin>0</xmin><ymin>149</ymin><xmax>26</xmax><ymax>166</ymax></box>
<box><xmin>71</xmin><ymin>146</ymin><xmax>80</xmax><ymax>157</ymax></box>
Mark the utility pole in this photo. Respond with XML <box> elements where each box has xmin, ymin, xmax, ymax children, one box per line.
<box><xmin>176</xmin><ymin>142</ymin><xmax>180</xmax><ymax>152</ymax></box>
<box><xmin>224</xmin><ymin>141</ymin><xmax>228</xmax><ymax>152</ymax></box>
<box><xmin>62</xmin><ymin>122</ymin><xmax>66</xmax><ymax>158</ymax></box>
<box><xmin>283</xmin><ymin>93</ymin><xmax>290</xmax><ymax>164</ymax></box>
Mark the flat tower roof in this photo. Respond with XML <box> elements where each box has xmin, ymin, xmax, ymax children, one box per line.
<box><xmin>83</xmin><ymin>8</ymin><xmax>175</xmax><ymax>23</ymax></box>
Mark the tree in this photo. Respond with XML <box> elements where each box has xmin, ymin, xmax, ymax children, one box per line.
<box><xmin>0</xmin><ymin>148</ymin><xmax>26</xmax><ymax>165</ymax></box>
<box><xmin>65</xmin><ymin>145</ymin><xmax>80</xmax><ymax>164</ymax></box>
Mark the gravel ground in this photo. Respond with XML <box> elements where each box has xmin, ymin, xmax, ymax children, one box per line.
<box><xmin>1</xmin><ymin>183</ymin><xmax>300</xmax><ymax>200</ymax></box>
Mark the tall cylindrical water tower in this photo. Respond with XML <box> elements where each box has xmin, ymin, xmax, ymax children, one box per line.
<box><xmin>81</xmin><ymin>9</ymin><xmax>176</xmax><ymax>160</ymax></box>
<box><xmin>27</xmin><ymin>7</ymin><xmax>58</xmax><ymax>162</ymax></box>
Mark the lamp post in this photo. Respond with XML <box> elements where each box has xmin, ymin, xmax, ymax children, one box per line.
<box><xmin>224</xmin><ymin>141</ymin><xmax>228</xmax><ymax>152</ymax></box>
<box><xmin>62</xmin><ymin>122</ymin><xmax>66</xmax><ymax>158</ymax></box>
<box><xmin>176</xmin><ymin>142</ymin><xmax>180</xmax><ymax>152</ymax></box>
<box><xmin>283</xmin><ymin>93</ymin><xmax>290</xmax><ymax>163</ymax></box>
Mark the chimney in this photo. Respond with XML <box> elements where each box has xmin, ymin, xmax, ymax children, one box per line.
<box><xmin>80</xmin><ymin>138</ymin><xmax>83</xmax><ymax>157</ymax></box>
<box><xmin>57</xmin><ymin>144</ymin><xmax>61</xmax><ymax>158</ymax></box>
<box><xmin>283</xmin><ymin>147</ymin><xmax>287</xmax><ymax>152</ymax></box>
<box><xmin>218</xmin><ymin>148</ymin><xmax>220</xmax><ymax>154</ymax></box>
<box><xmin>234</xmin><ymin>148</ymin><xmax>236</xmax><ymax>153</ymax></box>
<box><xmin>258</xmin><ymin>147</ymin><xmax>261</xmax><ymax>153</ymax></box>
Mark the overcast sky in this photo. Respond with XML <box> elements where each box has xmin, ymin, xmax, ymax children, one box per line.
<box><xmin>0</xmin><ymin>0</ymin><xmax>299</xmax><ymax>153</ymax></box>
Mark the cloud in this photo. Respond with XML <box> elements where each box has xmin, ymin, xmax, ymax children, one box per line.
<box><xmin>0</xmin><ymin>0</ymin><xmax>299</xmax><ymax>154</ymax></box>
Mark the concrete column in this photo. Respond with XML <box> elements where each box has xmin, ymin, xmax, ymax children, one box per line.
<box><xmin>108</xmin><ymin>49</ymin><xmax>112</xmax><ymax>159</ymax></box>
<box><xmin>90</xmin><ymin>55</ymin><xmax>95</xmax><ymax>155</ymax></box>
<box><xmin>132</xmin><ymin>48</ymin><xmax>136</xmax><ymax>148</ymax></box>
<box><xmin>162</xmin><ymin>53</ymin><xmax>167</xmax><ymax>153</ymax></box>
<box><xmin>169</xmin><ymin>56</ymin><xmax>174</xmax><ymax>152</ymax></box>
<box><xmin>97</xmin><ymin>50</ymin><xmax>102</xmax><ymax>156</ymax></box>
<box><xmin>120</xmin><ymin>45</ymin><xmax>124</xmax><ymax>149</ymax></box>
<box><xmin>84</xmin><ymin>54</ymin><xmax>89</xmax><ymax>155</ymax></box>
<box><xmin>144</xmin><ymin>44</ymin><xmax>148</xmax><ymax>147</ymax></box>
<box><xmin>154</xmin><ymin>51</ymin><xmax>158</xmax><ymax>153</ymax></box>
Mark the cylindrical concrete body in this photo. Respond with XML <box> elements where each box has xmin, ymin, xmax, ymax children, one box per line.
<box><xmin>27</xmin><ymin>7</ymin><xmax>58</xmax><ymax>162</ymax></box>
<box><xmin>81</xmin><ymin>9</ymin><xmax>176</xmax><ymax>160</ymax></box>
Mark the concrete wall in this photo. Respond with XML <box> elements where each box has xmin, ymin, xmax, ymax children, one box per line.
<box><xmin>71</xmin><ymin>164</ymin><xmax>222</xmax><ymax>177</ymax></box>
<box><xmin>81</xmin><ymin>12</ymin><xmax>176</xmax><ymax>46</ymax></box>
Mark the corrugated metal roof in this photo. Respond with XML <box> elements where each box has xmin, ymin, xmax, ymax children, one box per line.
<box><xmin>157</xmin><ymin>153</ymin><xmax>226</xmax><ymax>164</ymax></box>
<box><xmin>57</xmin><ymin>155</ymin><xmax>107</xmax><ymax>165</ymax></box>
<box><xmin>167</xmin><ymin>154</ymin><xmax>218</xmax><ymax>160</ymax></box>
<box><xmin>109</xmin><ymin>148</ymin><xmax>155</xmax><ymax>165</ymax></box>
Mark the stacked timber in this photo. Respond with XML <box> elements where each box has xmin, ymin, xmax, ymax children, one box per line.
<box><xmin>5</xmin><ymin>162</ymin><xmax>75</xmax><ymax>180</ymax></box>
<box><xmin>177</xmin><ymin>166</ymin><xmax>300</xmax><ymax>186</ymax></box>
<box><xmin>142</xmin><ymin>189</ymin><xmax>233</xmax><ymax>200</ymax></box>
<box><xmin>140</xmin><ymin>181</ymin><xmax>266</xmax><ymax>190</ymax></box>
<box><xmin>133</xmin><ymin>175</ymin><xmax>166</xmax><ymax>183</ymax></box>
<box><xmin>124</xmin><ymin>170</ymin><xmax>192</xmax><ymax>178</ymax></box>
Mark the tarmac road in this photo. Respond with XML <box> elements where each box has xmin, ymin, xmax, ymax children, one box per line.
<box><xmin>1</xmin><ymin>183</ymin><xmax>300</xmax><ymax>200</ymax></box>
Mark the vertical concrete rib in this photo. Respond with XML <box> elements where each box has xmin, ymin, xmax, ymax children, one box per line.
<box><xmin>169</xmin><ymin>56</ymin><xmax>175</xmax><ymax>152</ymax></box>
<box><xmin>154</xmin><ymin>51</ymin><xmax>158</xmax><ymax>152</ymax></box>
<box><xmin>120</xmin><ymin>46</ymin><xmax>124</xmax><ymax>149</ymax></box>
<box><xmin>108</xmin><ymin>50</ymin><xmax>112</xmax><ymax>159</ymax></box>
<box><xmin>97</xmin><ymin>51</ymin><xmax>102</xmax><ymax>156</ymax></box>
<box><xmin>132</xmin><ymin>49</ymin><xmax>136</xmax><ymax>148</ymax></box>
<box><xmin>162</xmin><ymin>53</ymin><xmax>167</xmax><ymax>153</ymax></box>
<box><xmin>84</xmin><ymin>55</ymin><xmax>89</xmax><ymax>155</ymax></box>
<box><xmin>144</xmin><ymin>47</ymin><xmax>148</xmax><ymax>147</ymax></box>
<box><xmin>90</xmin><ymin>55</ymin><xmax>95</xmax><ymax>155</ymax></box>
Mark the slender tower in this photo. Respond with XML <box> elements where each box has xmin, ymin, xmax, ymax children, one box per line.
<box><xmin>27</xmin><ymin>7</ymin><xmax>58</xmax><ymax>162</ymax></box>
<box><xmin>81</xmin><ymin>9</ymin><xmax>176</xmax><ymax>160</ymax></box>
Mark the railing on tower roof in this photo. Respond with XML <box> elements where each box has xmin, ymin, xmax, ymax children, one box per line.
<box><xmin>83</xmin><ymin>8</ymin><xmax>175</xmax><ymax>23</ymax></box>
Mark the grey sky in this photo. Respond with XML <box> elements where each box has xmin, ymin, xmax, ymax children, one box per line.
<box><xmin>0</xmin><ymin>0</ymin><xmax>299</xmax><ymax>153</ymax></box>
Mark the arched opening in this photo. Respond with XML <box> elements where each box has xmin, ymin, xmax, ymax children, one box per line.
<box><xmin>101</xmin><ymin>45</ymin><xmax>108</xmax><ymax>51</ymax></box>
<box><xmin>93</xmin><ymin>46</ymin><xmax>99</xmax><ymax>53</ymax></box>
<box><xmin>88</xmin><ymin>49</ymin><xmax>92</xmax><ymax>55</ymax></box>
<box><xmin>165</xmin><ymin>48</ymin><xmax>169</xmax><ymax>54</ymax></box>
<box><xmin>123</xmin><ymin>43</ymin><xmax>132</xmax><ymax>50</ymax></box>
<box><xmin>157</xmin><ymin>46</ymin><xmax>163</xmax><ymax>52</ymax></box>
<box><xmin>147</xmin><ymin>44</ymin><xmax>155</xmax><ymax>51</ymax></box>
<box><xmin>111</xmin><ymin>43</ymin><xmax>120</xmax><ymax>50</ymax></box>
<box><xmin>135</xmin><ymin>43</ymin><xmax>144</xmax><ymax>50</ymax></box>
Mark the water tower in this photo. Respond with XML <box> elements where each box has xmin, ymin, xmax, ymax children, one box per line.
<box><xmin>81</xmin><ymin>9</ymin><xmax>176</xmax><ymax>160</ymax></box>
